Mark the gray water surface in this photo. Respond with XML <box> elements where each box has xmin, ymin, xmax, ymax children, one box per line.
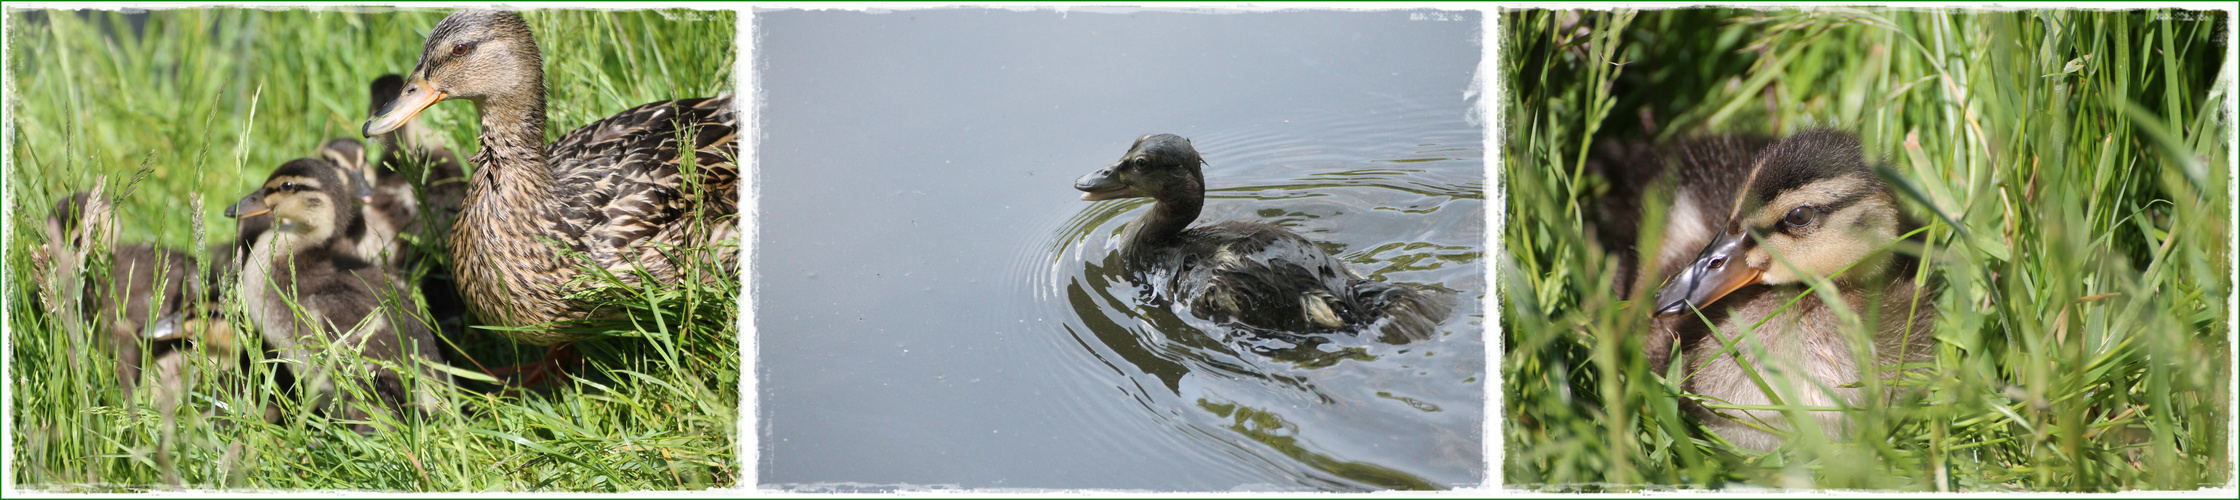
<box><xmin>757</xmin><ymin>8</ymin><xmax>1484</xmax><ymax>491</ymax></box>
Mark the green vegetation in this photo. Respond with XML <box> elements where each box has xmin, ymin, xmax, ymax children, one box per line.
<box><xmin>8</xmin><ymin>8</ymin><xmax>739</xmax><ymax>490</ymax></box>
<box><xmin>1504</xmin><ymin>7</ymin><xmax>2230</xmax><ymax>490</ymax></box>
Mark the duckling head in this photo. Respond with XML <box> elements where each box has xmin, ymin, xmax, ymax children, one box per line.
<box><xmin>316</xmin><ymin>138</ymin><xmax>378</xmax><ymax>204</ymax></box>
<box><xmin>1075</xmin><ymin>134</ymin><xmax>1206</xmax><ymax>203</ymax></box>
<box><xmin>364</xmin><ymin>9</ymin><xmax>543</xmax><ymax>137</ymax></box>
<box><xmin>1653</xmin><ymin>130</ymin><xmax>1904</xmax><ymax>316</ymax></box>
<box><xmin>236</xmin><ymin>159</ymin><xmax>360</xmax><ymax>249</ymax></box>
<box><xmin>49</xmin><ymin>191</ymin><xmax>118</xmax><ymax>253</ymax></box>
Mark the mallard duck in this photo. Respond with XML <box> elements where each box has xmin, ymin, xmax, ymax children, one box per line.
<box><xmin>1073</xmin><ymin>134</ymin><xmax>1452</xmax><ymax>341</ymax></box>
<box><xmin>235</xmin><ymin>158</ymin><xmax>452</xmax><ymax>426</ymax></box>
<box><xmin>362</xmin><ymin>9</ymin><xmax>738</xmax><ymax>345</ymax></box>
<box><xmin>1598</xmin><ymin>130</ymin><xmax>1936</xmax><ymax>452</ymax></box>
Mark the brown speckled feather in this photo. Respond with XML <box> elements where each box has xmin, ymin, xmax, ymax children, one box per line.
<box><xmin>380</xmin><ymin>10</ymin><xmax>739</xmax><ymax>344</ymax></box>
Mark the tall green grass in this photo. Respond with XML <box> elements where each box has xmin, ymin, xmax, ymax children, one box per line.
<box><xmin>7</xmin><ymin>8</ymin><xmax>739</xmax><ymax>490</ymax></box>
<box><xmin>1503</xmin><ymin>8</ymin><xmax>2231</xmax><ymax>491</ymax></box>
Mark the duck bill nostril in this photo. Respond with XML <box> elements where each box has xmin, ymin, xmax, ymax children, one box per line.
<box><xmin>1652</xmin><ymin>231</ymin><xmax>1763</xmax><ymax>316</ymax></box>
<box><xmin>364</xmin><ymin>77</ymin><xmax>445</xmax><ymax>137</ymax></box>
<box><xmin>1075</xmin><ymin>165</ymin><xmax>1135</xmax><ymax>201</ymax></box>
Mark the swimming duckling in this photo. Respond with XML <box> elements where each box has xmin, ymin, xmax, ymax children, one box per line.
<box><xmin>235</xmin><ymin>158</ymin><xmax>453</xmax><ymax>427</ymax></box>
<box><xmin>1074</xmin><ymin>134</ymin><xmax>1452</xmax><ymax>341</ymax></box>
<box><xmin>1604</xmin><ymin>130</ymin><xmax>1936</xmax><ymax>452</ymax></box>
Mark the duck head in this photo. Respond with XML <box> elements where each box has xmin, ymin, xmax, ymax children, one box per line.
<box><xmin>1653</xmin><ymin>130</ymin><xmax>1905</xmax><ymax>316</ymax></box>
<box><xmin>1075</xmin><ymin>134</ymin><xmax>1205</xmax><ymax>203</ymax></box>
<box><xmin>364</xmin><ymin>9</ymin><xmax>544</xmax><ymax>137</ymax></box>
<box><xmin>233</xmin><ymin>158</ymin><xmax>360</xmax><ymax>248</ymax></box>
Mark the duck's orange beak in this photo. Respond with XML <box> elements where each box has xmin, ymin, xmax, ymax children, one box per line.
<box><xmin>1653</xmin><ymin>230</ymin><xmax>1764</xmax><ymax>316</ymax></box>
<box><xmin>364</xmin><ymin>74</ymin><xmax>445</xmax><ymax>137</ymax></box>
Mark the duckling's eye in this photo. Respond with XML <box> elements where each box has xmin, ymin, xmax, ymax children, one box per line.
<box><xmin>452</xmin><ymin>43</ymin><xmax>473</xmax><ymax>56</ymax></box>
<box><xmin>1783</xmin><ymin>206</ymin><xmax>1820</xmax><ymax>229</ymax></box>
<box><xmin>279</xmin><ymin>182</ymin><xmax>299</xmax><ymax>192</ymax></box>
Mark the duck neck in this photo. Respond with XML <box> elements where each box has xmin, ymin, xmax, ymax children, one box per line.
<box><xmin>1119</xmin><ymin>183</ymin><xmax>1204</xmax><ymax>256</ymax></box>
<box><xmin>470</xmin><ymin>90</ymin><xmax>555</xmax><ymax>196</ymax></box>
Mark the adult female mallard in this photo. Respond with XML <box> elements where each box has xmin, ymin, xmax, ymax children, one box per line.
<box><xmin>362</xmin><ymin>9</ymin><xmax>738</xmax><ymax>345</ymax></box>
<box><xmin>1597</xmin><ymin>130</ymin><xmax>1937</xmax><ymax>452</ymax></box>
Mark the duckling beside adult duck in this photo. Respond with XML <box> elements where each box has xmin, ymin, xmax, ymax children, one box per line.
<box><xmin>1598</xmin><ymin>130</ymin><xmax>1936</xmax><ymax>452</ymax></box>
<box><xmin>1074</xmin><ymin>134</ymin><xmax>1452</xmax><ymax>342</ymax></box>
<box><xmin>363</xmin><ymin>9</ymin><xmax>737</xmax><ymax>344</ymax></box>
<box><xmin>235</xmin><ymin>158</ymin><xmax>453</xmax><ymax>425</ymax></box>
<box><xmin>318</xmin><ymin>74</ymin><xmax>470</xmax><ymax>269</ymax></box>
<box><xmin>36</xmin><ymin>187</ymin><xmax>211</xmax><ymax>404</ymax></box>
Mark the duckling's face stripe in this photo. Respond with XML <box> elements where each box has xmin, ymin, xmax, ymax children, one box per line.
<box><xmin>1660</xmin><ymin>130</ymin><xmax>1900</xmax><ymax>315</ymax></box>
<box><xmin>1750</xmin><ymin>178</ymin><xmax>1899</xmax><ymax>286</ymax></box>
<box><xmin>259</xmin><ymin>173</ymin><xmax>347</xmax><ymax>245</ymax></box>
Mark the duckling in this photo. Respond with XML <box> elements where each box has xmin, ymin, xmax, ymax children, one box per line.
<box><xmin>1074</xmin><ymin>134</ymin><xmax>1452</xmax><ymax>341</ymax></box>
<box><xmin>35</xmin><ymin>187</ymin><xmax>209</xmax><ymax>404</ymax></box>
<box><xmin>365</xmin><ymin>73</ymin><xmax>469</xmax><ymax>231</ymax></box>
<box><xmin>224</xmin><ymin>148</ymin><xmax>376</xmax><ymax>270</ymax></box>
<box><xmin>1603</xmin><ymin>130</ymin><xmax>1936</xmax><ymax>452</ymax></box>
<box><xmin>363</xmin><ymin>73</ymin><xmax>473</xmax><ymax>339</ymax></box>
<box><xmin>235</xmin><ymin>158</ymin><xmax>453</xmax><ymax>427</ymax></box>
<box><xmin>315</xmin><ymin>75</ymin><xmax>470</xmax><ymax>269</ymax></box>
<box><xmin>310</xmin><ymin>138</ymin><xmax>404</xmax><ymax>263</ymax></box>
<box><xmin>362</xmin><ymin>9</ymin><xmax>737</xmax><ymax>345</ymax></box>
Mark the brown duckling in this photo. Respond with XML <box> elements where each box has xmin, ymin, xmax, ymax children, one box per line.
<box><xmin>366</xmin><ymin>72</ymin><xmax>469</xmax><ymax>236</ymax></box>
<box><xmin>1602</xmin><ymin>130</ymin><xmax>1936</xmax><ymax>452</ymax></box>
<box><xmin>362</xmin><ymin>9</ymin><xmax>738</xmax><ymax>345</ymax></box>
<box><xmin>1073</xmin><ymin>134</ymin><xmax>1452</xmax><ymax>341</ymax></box>
<box><xmin>36</xmin><ymin>187</ymin><xmax>212</xmax><ymax>404</ymax></box>
<box><xmin>235</xmin><ymin>158</ymin><xmax>453</xmax><ymax>426</ymax></box>
<box><xmin>312</xmin><ymin>74</ymin><xmax>469</xmax><ymax>269</ymax></box>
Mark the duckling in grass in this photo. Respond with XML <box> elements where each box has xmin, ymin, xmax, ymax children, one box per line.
<box><xmin>1598</xmin><ymin>130</ymin><xmax>1936</xmax><ymax>452</ymax></box>
<box><xmin>34</xmin><ymin>184</ymin><xmax>219</xmax><ymax>407</ymax></box>
<box><xmin>1074</xmin><ymin>134</ymin><xmax>1452</xmax><ymax>342</ymax></box>
<box><xmin>235</xmin><ymin>158</ymin><xmax>454</xmax><ymax>429</ymax></box>
<box><xmin>313</xmin><ymin>74</ymin><xmax>469</xmax><ymax>270</ymax></box>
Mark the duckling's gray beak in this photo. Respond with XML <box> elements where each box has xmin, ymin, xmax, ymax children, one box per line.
<box><xmin>145</xmin><ymin>311</ymin><xmax>186</xmax><ymax>341</ymax></box>
<box><xmin>364</xmin><ymin>74</ymin><xmax>446</xmax><ymax>137</ymax></box>
<box><xmin>223</xmin><ymin>192</ymin><xmax>264</xmax><ymax>219</ymax></box>
<box><xmin>1075</xmin><ymin>162</ymin><xmax>1136</xmax><ymax>201</ymax></box>
<box><xmin>348</xmin><ymin>171</ymin><xmax>376</xmax><ymax>204</ymax></box>
<box><xmin>229</xmin><ymin>193</ymin><xmax>272</xmax><ymax>219</ymax></box>
<box><xmin>1653</xmin><ymin>230</ymin><xmax>1764</xmax><ymax>316</ymax></box>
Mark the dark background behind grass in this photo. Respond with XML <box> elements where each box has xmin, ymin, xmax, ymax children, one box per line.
<box><xmin>1503</xmin><ymin>7</ymin><xmax>2232</xmax><ymax>491</ymax></box>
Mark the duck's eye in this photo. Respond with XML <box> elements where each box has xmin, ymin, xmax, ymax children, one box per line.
<box><xmin>279</xmin><ymin>182</ymin><xmax>298</xmax><ymax>192</ymax></box>
<box><xmin>1783</xmin><ymin>206</ymin><xmax>1819</xmax><ymax>228</ymax></box>
<box><xmin>452</xmin><ymin>43</ymin><xmax>472</xmax><ymax>56</ymax></box>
